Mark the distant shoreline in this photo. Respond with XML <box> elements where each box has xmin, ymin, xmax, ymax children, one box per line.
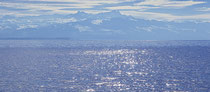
<box><xmin>0</xmin><ymin>38</ymin><xmax>73</xmax><ymax>40</ymax></box>
<box><xmin>0</xmin><ymin>38</ymin><xmax>210</xmax><ymax>41</ymax></box>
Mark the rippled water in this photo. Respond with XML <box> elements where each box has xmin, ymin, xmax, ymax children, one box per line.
<box><xmin>0</xmin><ymin>40</ymin><xmax>210</xmax><ymax>92</ymax></box>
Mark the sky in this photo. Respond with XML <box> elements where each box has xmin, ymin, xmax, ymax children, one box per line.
<box><xmin>0</xmin><ymin>0</ymin><xmax>210</xmax><ymax>40</ymax></box>
<box><xmin>0</xmin><ymin>0</ymin><xmax>210</xmax><ymax>22</ymax></box>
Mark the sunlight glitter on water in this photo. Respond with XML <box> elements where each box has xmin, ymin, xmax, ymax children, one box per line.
<box><xmin>0</xmin><ymin>40</ymin><xmax>210</xmax><ymax>91</ymax></box>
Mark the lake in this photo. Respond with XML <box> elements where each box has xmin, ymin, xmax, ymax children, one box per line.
<box><xmin>0</xmin><ymin>40</ymin><xmax>210</xmax><ymax>92</ymax></box>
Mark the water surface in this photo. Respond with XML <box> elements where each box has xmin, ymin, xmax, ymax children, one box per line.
<box><xmin>0</xmin><ymin>40</ymin><xmax>210</xmax><ymax>92</ymax></box>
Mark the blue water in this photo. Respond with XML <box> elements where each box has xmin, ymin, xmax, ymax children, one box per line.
<box><xmin>0</xmin><ymin>40</ymin><xmax>210</xmax><ymax>92</ymax></box>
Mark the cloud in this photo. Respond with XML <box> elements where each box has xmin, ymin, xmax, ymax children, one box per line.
<box><xmin>104</xmin><ymin>0</ymin><xmax>204</xmax><ymax>12</ymax></box>
<box><xmin>136</xmin><ymin>25</ymin><xmax>174</xmax><ymax>32</ymax></box>
<box><xmin>74</xmin><ymin>25</ymin><xmax>91</xmax><ymax>32</ymax></box>
<box><xmin>17</xmin><ymin>25</ymin><xmax>38</xmax><ymax>30</ymax></box>
<box><xmin>120</xmin><ymin>11</ymin><xmax>178</xmax><ymax>21</ymax></box>
<box><xmin>196</xmin><ymin>7</ymin><xmax>210</xmax><ymax>12</ymax></box>
<box><xmin>0</xmin><ymin>2</ymin><xmax>78</xmax><ymax>13</ymax></box>
<box><xmin>105</xmin><ymin>6</ymin><xmax>159</xmax><ymax>10</ymax></box>
<box><xmin>135</xmin><ymin>25</ymin><xmax>197</xmax><ymax>33</ymax></box>
<box><xmin>25</xmin><ymin>0</ymin><xmax>134</xmax><ymax>4</ymax></box>
<box><xmin>120</xmin><ymin>11</ymin><xmax>210</xmax><ymax>22</ymax></box>
<box><xmin>48</xmin><ymin>10</ymin><xmax>77</xmax><ymax>15</ymax></box>
<box><xmin>0</xmin><ymin>9</ymin><xmax>40</xmax><ymax>17</ymax></box>
<box><xmin>81</xmin><ymin>10</ymin><xmax>110</xmax><ymax>14</ymax></box>
<box><xmin>135</xmin><ymin>0</ymin><xmax>205</xmax><ymax>8</ymax></box>
<box><xmin>49</xmin><ymin>18</ymin><xmax>77</xmax><ymax>23</ymax></box>
<box><xmin>181</xmin><ymin>28</ymin><xmax>197</xmax><ymax>32</ymax></box>
<box><xmin>91</xmin><ymin>19</ymin><xmax>103</xmax><ymax>25</ymax></box>
<box><xmin>0</xmin><ymin>0</ymin><xmax>209</xmax><ymax>23</ymax></box>
<box><xmin>1</xmin><ymin>0</ymin><xmax>134</xmax><ymax>10</ymax></box>
<box><xmin>0</xmin><ymin>0</ymin><xmax>134</xmax><ymax>16</ymax></box>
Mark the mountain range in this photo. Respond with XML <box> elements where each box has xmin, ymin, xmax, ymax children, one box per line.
<box><xmin>0</xmin><ymin>11</ymin><xmax>210</xmax><ymax>40</ymax></box>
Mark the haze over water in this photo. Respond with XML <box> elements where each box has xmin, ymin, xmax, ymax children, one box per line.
<box><xmin>0</xmin><ymin>40</ymin><xmax>210</xmax><ymax>91</ymax></box>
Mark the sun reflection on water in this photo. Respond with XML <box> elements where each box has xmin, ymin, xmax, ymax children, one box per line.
<box><xmin>0</xmin><ymin>45</ymin><xmax>209</xmax><ymax>91</ymax></box>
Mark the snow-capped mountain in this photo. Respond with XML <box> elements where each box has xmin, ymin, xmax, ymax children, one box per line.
<box><xmin>0</xmin><ymin>11</ymin><xmax>210</xmax><ymax>40</ymax></box>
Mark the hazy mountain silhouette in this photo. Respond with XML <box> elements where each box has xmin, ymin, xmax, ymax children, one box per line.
<box><xmin>0</xmin><ymin>11</ymin><xmax>210</xmax><ymax>40</ymax></box>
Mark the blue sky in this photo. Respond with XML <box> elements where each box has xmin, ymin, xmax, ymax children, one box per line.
<box><xmin>0</xmin><ymin>0</ymin><xmax>210</xmax><ymax>22</ymax></box>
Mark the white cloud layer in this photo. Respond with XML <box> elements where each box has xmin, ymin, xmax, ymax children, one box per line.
<box><xmin>0</xmin><ymin>0</ymin><xmax>133</xmax><ymax>15</ymax></box>
<box><xmin>0</xmin><ymin>0</ymin><xmax>209</xmax><ymax>22</ymax></box>
<box><xmin>74</xmin><ymin>25</ymin><xmax>92</xmax><ymax>32</ymax></box>
<box><xmin>135</xmin><ymin>0</ymin><xmax>205</xmax><ymax>8</ymax></box>
<box><xmin>17</xmin><ymin>25</ymin><xmax>38</xmax><ymax>30</ymax></box>
<box><xmin>0</xmin><ymin>9</ymin><xmax>40</xmax><ymax>17</ymax></box>
<box><xmin>49</xmin><ymin>18</ymin><xmax>77</xmax><ymax>23</ymax></box>
<box><xmin>120</xmin><ymin>11</ymin><xmax>210</xmax><ymax>22</ymax></box>
<box><xmin>91</xmin><ymin>19</ymin><xmax>103</xmax><ymax>25</ymax></box>
<box><xmin>196</xmin><ymin>7</ymin><xmax>210</xmax><ymax>12</ymax></box>
<box><xmin>0</xmin><ymin>2</ymin><xmax>79</xmax><ymax>14</ymax></box>
<box><xmin>105</xmin><ymin>6</ymin><xmax>159</xmax><ymax>10</ymax></box>
<box><xmin>81</xmin><ymin>10</ymin><xmax>110</xmax><ymax>14</ymax></box>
